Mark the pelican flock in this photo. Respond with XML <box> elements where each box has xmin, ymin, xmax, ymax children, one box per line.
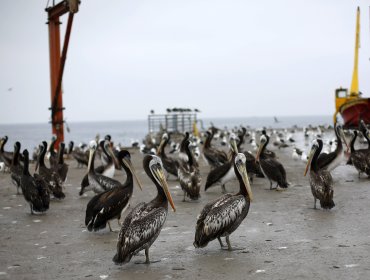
<box><xmin>0</xmin><ymin>120</ymin><xmax>369</xmax><ymax>273</ymax></box>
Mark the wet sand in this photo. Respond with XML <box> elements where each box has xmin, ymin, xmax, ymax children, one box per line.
<box><xmin>1</xmin><ymin>138</ymin><xmax>370</xmax><ymax>280</ymax></box>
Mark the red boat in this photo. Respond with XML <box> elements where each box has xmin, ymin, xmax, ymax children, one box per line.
<box><xmin>335</xmin><ymin>88</ymin><xmax>370</xmax><ymax>128</ymax></box>
<box><xmin>333</xmin><ymin>7</ymin><xmax>370</xmax><ymax>128</ymax></box>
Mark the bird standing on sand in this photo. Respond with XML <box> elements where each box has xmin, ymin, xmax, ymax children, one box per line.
<box><xmin>304</xmin><ymin>139</ymin><xmax>335</xmax><ymax>209</ymax></box>
<box><xmin>348</xmin><ymin>131</ymin><xmax>370</xmax><ymax>177</ymax></box>
<box><xmin>194</xmin><ymin>153</ymin><xmax>253</xmax><ymax>250</ymax></box>
<box><xmin>256</xmin><ymin>134</ymin><xmax>289</xmax><ymax>190</ymax></box>
<box><xmin>317</xmin><ymin>124</ymin><xmax>348</xmax><ymax>171</ymax></box>
<box><xmin>205</xmin><ymin>133</ymin><xmax>239</xmax><ymax>193</ymax></box>
<box><xmin>157</xmin><ymin>133</ymin><xmax>179</xmax><ymax>178</ymax></box>
<box><xmin>20</xmin><ymin>150</ymin><xmax>50</xmax><ymax>214</ymax></box>
<box><xmin>113</xmin><ymin>155</ymin><xmax>176</xmax><ymax>264</ymax></box>
<box><xmin>10</xmin><ymin>142</ymin><xmax>23</xmax><ymax>194</ymax></box>
<box><xmin>85</xmin><ymin>150</ymin><xmax>142</xmax><ymax>232</ymax></box>
<box><xmin>80</xmin><ymin>141</ymin><xmax>121</xmax><ymax>195</ymax></box>
<box><xmin>202</xmin><ymin>130</ymin><xmax>228</xmax><ymax>169</ymax></box>
<box><xmin>178</xmin><ymin>132</ymin><xmax>201</xmax><ymax>201</ymax></box>
<box><xmin>80</xmin><ymin>140</ymin><xmax>118</xmax><ymax>195</ymax></box>
<box><xmin>36</xmin><ymin>141</ymin><xmax>65</xmax><ymax>199</ymax></box>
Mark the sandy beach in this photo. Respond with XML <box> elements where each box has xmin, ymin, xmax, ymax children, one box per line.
<box><xmin>0</xmin><ymin>137</ymin><xmax>370</xmax><ymax>280</ymax></box>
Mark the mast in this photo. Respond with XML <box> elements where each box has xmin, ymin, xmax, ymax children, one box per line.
<box><xmin>350</xmin><ymin>7</ymin><xmax>360</xmax><ymax>97</ymax></box>
<box><xmin>46</xmin><ymin>0</ymin><xmax>79</xmax><ymax>149</ymax></box>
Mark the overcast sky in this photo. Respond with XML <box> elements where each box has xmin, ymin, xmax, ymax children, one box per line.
<box><xmin>1</xmin><ymin>1</ymin><xmax>370</xmax><ymax>124</ymax></box>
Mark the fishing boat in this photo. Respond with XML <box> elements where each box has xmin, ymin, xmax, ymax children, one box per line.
<box><xmin>333</xmin><ymin>7</ymin><xmax>370</xmax><ymax>128</ymax></box>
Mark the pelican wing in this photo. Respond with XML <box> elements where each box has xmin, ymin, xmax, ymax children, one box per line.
<box><xmin>115</xmin><ymin>204</ymin><xmax>167</xmax><ymax>263</ymax></box>
<box><xmin>203</xmin><ymin>195</ymin><xmax>247</xmax><ymax>236</ymax></box>
<box><xmin>205</xmin><ymin>161</ymin><xmax>232</xmax><ymax>189</ymax></box>
<box><xmin>317</xmin><ymin>152</ymin><xmax>337</xmax><ymax>169</ymax></box>
<box><xmin>85</xmin><ymin>187</ymin><xmax>132</xmax><ymax>231</ymax></box>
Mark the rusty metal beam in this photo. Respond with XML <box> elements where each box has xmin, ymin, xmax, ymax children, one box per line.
<box><xmin>46</xmin><ymin>0</ymin><xmax>79</xmax><ymax>149</ymax></box>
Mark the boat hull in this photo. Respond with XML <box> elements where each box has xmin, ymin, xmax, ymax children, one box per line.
<box><xmin>340</xmin><ymin>98</ymin><xmax>370</xmax><ymax>128</ymax></box>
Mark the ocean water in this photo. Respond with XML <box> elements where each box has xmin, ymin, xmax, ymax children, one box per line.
<box><xmin>0</xmin><ymin>115</ymin><xmax>332</xmax><ymax>152</ymax></box>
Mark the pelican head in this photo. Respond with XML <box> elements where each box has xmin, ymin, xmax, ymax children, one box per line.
<box><xmin>87</xmin><ymin>140</ymin><xmax>97</xmax><ymax>172</ymax></box>
<box><xmin>229</xmin><ymin>133</ymin><xmax>239</xmax><ymax>153</ymax></box>
<box><xmin>235</xmin><ymin>153</ymin><xmax>253</xmax><ymax>201</ymax></box>
<box><xmin>157</xmin><ymin>133</ymin><xmax>169</xmax><ymax>156</ymax></box>
<box><xmin>256</xmin><ymin>134</ymin><xmax>268</xmax><ymax>162</ymax></box>
<box><xmin>304</xmin><ymin>139</ymin><xmax>321</xmax><ymax>176</ymax></box>
<box><xmin>148</xmin><ymin>155</ymin><xmax>176</xmax><ymax>212</ymax></box>
<box><xmin>119</xmin><ymin>150</ymin><xmax>143</xmax><ymax>190</ymax></box>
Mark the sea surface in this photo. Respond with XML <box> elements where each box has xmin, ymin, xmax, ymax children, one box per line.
<box><xmin>0</xmin><ymin>115</ymin><xmax>332</xmax><ymax>152</ymax></box>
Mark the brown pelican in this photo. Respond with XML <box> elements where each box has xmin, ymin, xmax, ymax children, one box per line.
<box><xmin>48</xmin><ymin>135</ymin><xmax>58</xmax><ymax>168</ymax></box>
<box><xmin>20</xmin><ymin>150</ymin><xmax>50</xmax><ymax>214</ymax></box>
<box><xmin>85</xmin><ymin>150</ymin><xmax>142</xmax><ymax>232</ymax></box>
<box><xmin>157</xmin><ymin>133</ymin><xmax>179</xmax><ymax>178</ymax></box>
<box><xmin>10</xmin><ymin>141</ymin><xmax>23</xmax><ymax>194</ymax></box>
<box><xmin>256</xmin><ymin>134</ymin><xmax>288</xmax><ymax>190</ymax></box>
<box><xmin>304</xmin><ymin>139</ymin><xmax>335</xmax><ymax>209</ymax></box>
<box><xmin>36</xmin><ymin>141</ymin><xmax>65</xmax><ymax>199</ymax></box>
<box><xmin>317</xmin><ymin>124</ymin><xmax>348</xmax><ymax>171</ymax></box>
<box><xmin>80</xmin><ymin>140</ymin><xmax>118</xmax><ymax>194</ymax></box>
<box><xmin>0</xmin><ymin>136</ymin><xmax>13</xmax><ymax>169</ymax></box>
<box><xmin>177</xmin><ymin>132</ymin><xmax>201</xmax><ymax>201</ymax></box>
<box><xmin>194</xmin><ymin>153</ymin><xmax>253</xmax><ymax>250</ymax></box>
<box><xmin>236</xmin><ymin>127</ymin><xmax>247</xmax><ymax>152</ymax></box>
<box><xmin>203</xmin><ymin>130</ymin><xmax>228</xmax><ymax>169</ymax></box>
<box><xmin>79</xmin><ymin>140</ymin><xmax>120</xmax><ymax>196</ymax></box>
<box><xmin>113</xmin><ymin>155</ymin><xmax>176</xmax><ymax>264</ymax></box>
<box><xmin>71</xmin><ymin>142</ymin><xmax>89</xmax><ymax>168</ymax></box>
<box><xmin>55</xmin><ymin>142</ymin><xmax>68</xmax><ymax>183</ymax></box>
<box><xmin>348</xmin><ymin>131</ymin><xmax>370</xmax><ymax>177</ymax></box>
<box><xmin>205</xmin><ymin>134</ymin><xmax>239</xmax><ymax>193</ymax></box>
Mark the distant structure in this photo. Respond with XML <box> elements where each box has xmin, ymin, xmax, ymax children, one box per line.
<box><xmin>148</xmin><ymin>108</ymin><xmax>200</xmax><ymax>134</ymax></box>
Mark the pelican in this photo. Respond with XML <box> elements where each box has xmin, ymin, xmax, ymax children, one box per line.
<box><xmin>55</xmin><ymin>142</ymin><xmax>68</xmax><ymax>183</ymax></box>
<box><xmin>205</xmin><ymin>134</ymin><xmax>239</xmax><ymax>193</ymax></box>
<box><xmin>317</xmin><ymin>124</ymin><xmax>348</xmax><ymax>171</ymax></box>
<box><xmin>36</xmin><ymin>141</ymin><xmax>65</xmax><ymax>199</ymax></box>
<box><xmin>194</xmin><ymin>153</ymin><xmax>253</xmax><ymax>250</ymax></box>
<box><xmin>178</xmin><ymin>132</ymin><xmax>201</xmax><ymax>201</ymax></box>
<box><xmin>80</xmin><ymin>140</ymin><xmax>118</xmax><ymax>194</ymax></box>
<box><xmin>157</xmin><ymin>133</ymin><xmax>179</xmax><ymax>178</ymax></box>
<box><xmin>236</xmin><ymin>127</ymin><xmax>247</xmax><ymax>152</ymax></box>
<box><xmin>113</xmin><ymin>155</ymin><xmax>176</xmax><ymax>264</ymax></box>
<box><xmin>348</xmin><ymin>131</ymin><xmax>370</xmax><ymax>177</ymax></box>
<box><xmin>10</xmin><ymin>141</ymin><xmax>23</xmax><ymax>194</ymax></box>
<box><xmin>256</xmin><ymin>134</ymin><xmax>288</xmax><ymax>190</ymax></box>
<box><xmin>85</xmin><ymin>150</ymin><xmax>142</xmax><ymax>232</ymax></box>
<box><xmin>0</xmin><ymin>136</ymin><xmax>13</xmax><ymax>169</ymax></box>
<box><xmin>48</xmin><ymin>135</ymin><xmax>58</xmax><ymax>168</ymax></box>
<box><xmin>71</xmin><ymin>142</ymin><xmax>89</xmax><ymax>168</ymax></box>
<box><xmin>203</xmin><ymin>130</ymin><xmax>228</xmax><ymax>169</ymax></box>
<box><xmin>20</xmin><ymin>150</ymin><xmax>50</xmax><ymax>214</ymax></box>
<box><xmin>79</xmin><ymin>140</ymin><xmax>120</xmax><ymax>196</ymax></box>
<box><xmin>304</xmin><ymin>139</ymin><xmax>335</xmax><ymax>209</ymax></box>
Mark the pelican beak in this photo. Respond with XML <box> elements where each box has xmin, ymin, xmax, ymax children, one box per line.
<box><xmin>122</xmin><ymin>157</ymin><xmax>143</xmax><ymax>190</ymax></box>
<box><xmin>87</xmin><ymin>148</ymin><xmax>94</xmax><ymax>172</ymax></box>
<box><xmin>230</xmin><ymin>138</ymin><xmax>238</xmax><ymax>154</ymax></box>
<box><xmin>157</xmin><ymin>139</ymin><xmax>165</xmax><ymax>156</ymax></box>
<box><xmin>153</xmin><ymin>165</ymin><xmax>176</xmax><ymax>212</ymax></box>
<box><xmin>304</xmin><ymin>147</ymin><xmax>316</xmax><ymax>176</ymax></box>
<box><xmin>255</xmin><ymin>144</ymin><xmax>263</xmax><ymax>162</ymax></box>
<box><xmin>107</xmin><ymin>145</ymin><xmax>120</xmax><ymax>168</ymax></box>
<box><xmin>240</xmin><ymin>164</ymin><xmax>253</xmax><ymax>201</ymax></box>
<box><xmin>339</xmin><ymin>129</ymin><xmax>349</xmax><ymax>152</ymax></box>
<box><xmin>35</xmin><ymin>146</ymin><xmax>42</xmax><ymax>172</ymax></box>
<box><xmin>35</xmin><ymin>158</ymin><xmax>39</xmax><ymax>172</ymax></box>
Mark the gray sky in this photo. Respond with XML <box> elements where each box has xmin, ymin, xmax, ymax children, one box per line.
<box><xmin>1</xmin><ymin>0</ymin><xmax>370</xmax><ymax>124</ymax></box>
